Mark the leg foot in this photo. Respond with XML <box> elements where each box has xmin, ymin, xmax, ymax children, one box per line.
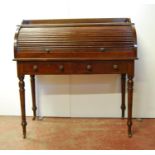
<box><xmin>128</xmin><ymin>132</ymin><xmax>132</xmax><ymax>138</ymax></box>
<box><xmin>32</xmin><ymin>115</ymin><xmax>37</xmax><ymax>120</ymax></box>
<box><xmin>22</xmin><ymin>121</ymin><xmax>27</xmax><ymax>139</ymax></box>
<box><xmin>127</xmin><ymin>121</ymin><xmax>132</xmax><ymax>137</ymax></box>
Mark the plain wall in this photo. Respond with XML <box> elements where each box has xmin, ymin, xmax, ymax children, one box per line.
<box><xmin>0</xmin><ymin>0</ymin><xmax>155</xmax><ymax>118</ymax></box>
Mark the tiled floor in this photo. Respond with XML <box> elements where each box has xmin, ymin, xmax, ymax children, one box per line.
<box><xmin>0</xmin><ymin>116</ymin><xmax>155</xmax><ymax>150</ymax></box>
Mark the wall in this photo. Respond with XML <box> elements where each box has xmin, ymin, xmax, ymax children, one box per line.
<box><xmin>0</xmin><ymin>0</ymin><xmax>155</xmax><ymax>118</ymax></box>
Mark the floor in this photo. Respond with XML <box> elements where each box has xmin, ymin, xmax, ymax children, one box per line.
<box><xmin>0</xmin><ymin>116</ymin><xmax>155</xmax><ymax>150</ymax></box>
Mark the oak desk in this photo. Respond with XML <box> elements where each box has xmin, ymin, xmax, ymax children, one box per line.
<box><xmin>14</xmin><ymin>18</ymin><xmax>137</xmax><ymax>138</ymax></box>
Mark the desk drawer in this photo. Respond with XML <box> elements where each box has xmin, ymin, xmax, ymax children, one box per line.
<box><xmin>19</xmin><ymin>62</ymin><xmax>72</xmax><ymax>74</ymax></box>
<box><xmin>72</xmin><ymin>61</ymin><xmax>128</xmax><ymax>74</ymax></box>
<box><xmin>18</xmin><ymin>61</ymin><xmax>129</xmax><ymax>75</ymax></box>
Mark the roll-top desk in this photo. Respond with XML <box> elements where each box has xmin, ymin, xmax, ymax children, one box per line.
<box><xmin>14</xmin><ymin>18</ymin><xmax>137</xmax><ymax>138</ymax></box>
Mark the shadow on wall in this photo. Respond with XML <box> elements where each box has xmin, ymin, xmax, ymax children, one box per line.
<box><xmin>34</xmin><ymin>74</ymin><xmax>123</xmax><ymax>117</ymax></box>
<box><xmin>36</xmin><ymin>74</ymin><xmax>121</xmax><ymax>95</ymax></box>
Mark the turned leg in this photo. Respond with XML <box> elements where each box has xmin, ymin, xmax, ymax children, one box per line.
<box><xmin>18</xmin><ymin>75</ymin><xmax>27</xmax><ymax>138</ymax></box>
<box><xmin>30</xmin><ymin>75</ymin><xmax>37</xmax><ymax>120</ymax></box>
<box><xmin>127</xmin><ymin>75</ymin><xmax>134</xmax><ymax>137</ymax></box>
<box><xmin>121</xmin><ymin>74</ymin><xmax>126</xmax><ymax>118</ymax></box>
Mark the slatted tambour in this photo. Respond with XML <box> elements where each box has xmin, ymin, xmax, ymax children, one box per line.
<box><xmin>14</xmin><ymin>18</ymin><xmax>137</xmax><ymax>60</ymax></box>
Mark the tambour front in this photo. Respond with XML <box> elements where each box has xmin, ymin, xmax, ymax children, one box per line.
<box><xmin>14</xmin><ymin>18</ymin><xmax>137</xmax><ymax>138</ymax></box>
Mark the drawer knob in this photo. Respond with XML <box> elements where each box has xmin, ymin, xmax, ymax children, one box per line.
<box><xmin>113</xmin><ymin>64</ymin><xmax>118</xmax><ymax>70</ymax></box>
<box><xmin>45</xmin><ymin>48</ymin><xmax>50</xmax><ymax>53</ymax></box>
<box><xmin>59</xmin><ymin>65</ymin><xmax>64</xmax><ymax>71</ymax></box>
<box><xmin>33</xmin><ymin>65</ymin><xmax>38</xmax><ymax>71</ymax></box>
<box><xmin>100</xmin><ymin>47</ymin><xmax>105</xmax><ymax>52</ymax></box>
<box><xmin>86</xmin><ymin>64</ymin><xmax>92</xmax><ymax>71</ymax></box>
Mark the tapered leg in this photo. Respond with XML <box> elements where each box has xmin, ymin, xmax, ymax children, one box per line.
<box><xmin>30</xmin><ymin>75</ymin><xmax>37</xmax><ymax>120</ymax></box>
<box><xmin>121</xmin><ymin>74</ymin><xmax>126</xmax><ymax>118</ymax></box>
<box><xmin>127</xmin><ymin>75</ymin><xmax>134</xmax><ymax>137</ymax></box>
<box><xmin>18</xmin><ymin>75</ymin><xmax>27</xmax><ymax>138</ymax></box>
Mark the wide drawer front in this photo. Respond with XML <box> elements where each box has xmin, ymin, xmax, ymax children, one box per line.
<box><xmin>18</xmin><ymin>61</ymin><xmax>128</xmax><ymax>75</ymax></box>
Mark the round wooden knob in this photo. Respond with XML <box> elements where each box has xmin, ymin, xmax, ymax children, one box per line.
<box><xmin>100</xmin><ymin>47</ymin><xmax>105</xmax><ymax>52</ymax></box>
<box><xmin>59</xmin><ymin>65</ymin><xmax>64</xmax><ymax>71</ymax></box>
<box><xmin>113</xmin><ymin>64</ymin><xmax>118</xmax><ymax>70</ymax></box>
<box><xmin>33</xmin><ymin>65</ymin><xmax>38</xmax><ymax>71</ymax></box>
<box><xmin>86</xmin><ymin>64</ymin><xmax>92</xmax><ymax>71</ymax></box>
<box><xmin>45</xmin><ymin>48</ymin><xmax>50</xmax><ymax>53</ymax></box>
